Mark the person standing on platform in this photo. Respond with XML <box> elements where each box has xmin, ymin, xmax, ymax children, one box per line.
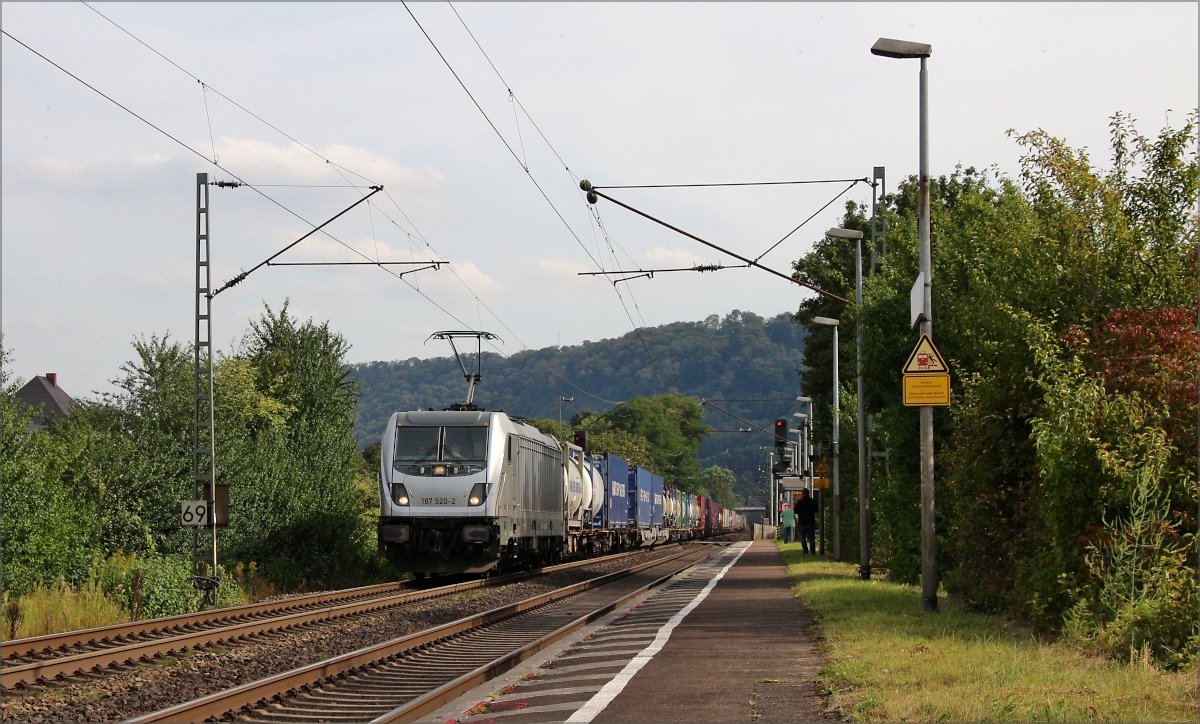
<box><xmin>779</xmin><ymin>503</ymin><xmax>796</xmax><ymax>544</ymax></box>
<box><xmin>794</xmin><ymin>489</ymin><xmax>818</xmax><ymax>555</ymax></box>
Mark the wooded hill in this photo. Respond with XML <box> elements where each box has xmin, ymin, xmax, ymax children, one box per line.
<box><xmin>351</xmin><ymin>310</ymin><xmax>807</xmax><ymax>506</ymax></box>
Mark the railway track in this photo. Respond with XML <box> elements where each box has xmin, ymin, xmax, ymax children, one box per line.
<box><xmin>1</xmin><ymin>545</ymin><xmax>683</xmax><ymax>691</ymax></box>
<box><xmin>128</xmin><ymin>543</ymin><xmax>726</xmax><ymax>723</ymax></box>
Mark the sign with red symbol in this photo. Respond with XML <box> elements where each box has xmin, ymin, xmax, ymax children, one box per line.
<box><xmin>903</xmin><ymin>334</ymin><xmax>949</xmax><ymax>374</ymax></box>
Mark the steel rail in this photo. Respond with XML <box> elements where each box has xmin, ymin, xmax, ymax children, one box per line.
<box><xmin>127</xmin><ymin>546</ymin><xmax>715</xmax><ymax>723</ymax></box>
<box><xmin>3</xmin><ymin>581</ymin><xmax>414</xmax><ymax>662</ymax></box>
<box><xmin>373</xmin><ymin>548</ymin><xmax>720</xmax><ymax>722</ymax></box>
<box><xmin>1</xmin><ymin>545</ymin><xmax>681</xmax><ymax>689</ymax></box>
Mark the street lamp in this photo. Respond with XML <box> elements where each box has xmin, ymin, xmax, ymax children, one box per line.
<box><xmin>872</xmin><ymin>36</ymin><xmax>937</xmax><ymax>612</ymax></box>
<box><xmin>811</xmin><ymin>315</ymin><xmax>840</xmax><ymax>561</ymax></box>
<box><xmin>827</xmin><ymin>226</ymin><xmax>871</xmax><ymax>581</ymax></box>
<box><xmin>557</xmin><ymin>396</ymin><xmax>574</xmax><ymax>426</ymax></box>
<box><xmin>795</xmin><ymin>397</ymin><xmax>813</xmax><ymax>477</ymax></box>
<box><xmin>792</xmin><ymin>413</ymin><xmax>808</xmax><ymax>482</ymax></box>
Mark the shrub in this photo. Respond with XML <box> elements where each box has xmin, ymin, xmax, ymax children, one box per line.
<box><xmin>91</xmin><ymin>552</ymin><xmax>200</xmax><ymax>619</ymax></box>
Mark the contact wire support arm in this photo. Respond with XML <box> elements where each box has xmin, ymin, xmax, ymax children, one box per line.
<box><xmin>211</xmin><ymin>186</ymin><xmax>383</xmax><ymax>297</ymax></box>
<box><xmin>701</xmin><ymin>400</ymin><xmax>788</xmax><ymax>446</ymax></box>
<box><xmin>583</xmin><ymin>186</ymin><xmax>848</xmax><ymax>303</ymax></box>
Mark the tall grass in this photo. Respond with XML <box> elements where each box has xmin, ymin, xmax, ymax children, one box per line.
<box><xmin>1</xmin><ymin>581</ymin><xmax>128</xmax><ymax>641</ymax></box>
<box><xmin>779</xmin><ymin>543</ymin><xmax>1197</xmax><ymax>722</ymax></box>
<box><xmin>1</xmin><ymin>553</ymin><xmax>257</xmax><ymax>642</ymax></box>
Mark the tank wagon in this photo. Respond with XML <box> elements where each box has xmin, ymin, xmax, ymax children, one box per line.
<box><xmin>377</xmin><ymin>408</ymin><xmax>745</xmax><ymax>576</ymax></box>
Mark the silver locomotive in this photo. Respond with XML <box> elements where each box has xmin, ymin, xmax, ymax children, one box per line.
<box><xmin>376</xmin><ymin>409</ymin><xmax>579</xmax><ymax>575</ymax></box>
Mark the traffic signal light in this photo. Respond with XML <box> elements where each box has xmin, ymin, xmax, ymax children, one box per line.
<box><xmin>774</xmin><ymin>419</ymin><xmax>788</xmax><ymax>453</ymax></box>
<box><xmin>572</xmin><ymin>430</ymin><xmax>587</xmax><ymax>450</ymax></box>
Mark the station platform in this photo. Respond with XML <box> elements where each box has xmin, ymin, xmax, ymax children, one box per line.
<box><xmin>421</xmin><ymin>540</ymin><xmax>826</xmax><ymax>723</ymax></box>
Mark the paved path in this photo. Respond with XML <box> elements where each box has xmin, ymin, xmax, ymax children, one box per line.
<box><xmin>440</xmin><ymin>540</ymin><xmax>826</xmax><ymax>723</ymax></box>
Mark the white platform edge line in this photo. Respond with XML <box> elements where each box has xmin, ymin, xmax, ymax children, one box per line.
<box><xmin>564</xmin><ymin>542</ymin><xmax>751</xmax><ymax>723</ymax></box>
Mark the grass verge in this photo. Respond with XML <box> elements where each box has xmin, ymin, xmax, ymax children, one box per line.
<box><xmin>778</xmin><ymin>542</ymin><xmax>1197</xmax><ymax>722</ymax></box>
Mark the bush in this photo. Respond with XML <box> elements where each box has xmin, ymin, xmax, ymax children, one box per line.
<box><xmin>91</xmin><ymin>552</ymin><xmax>201</xmax><ymax>619</ymax></box>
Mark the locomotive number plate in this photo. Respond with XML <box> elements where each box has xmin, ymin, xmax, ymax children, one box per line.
<box><xmin>422</xmin><ymin>497</ymin><xmax>457</xmax><ymax>505</ymax></box>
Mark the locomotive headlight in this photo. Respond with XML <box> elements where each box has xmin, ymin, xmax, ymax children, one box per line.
<box><xmin>433</xmin><ymin>465</ymin><xmax>446</xmax><ymax>476</ymax></box>
<box><xmin>390</xmin><ymin>483</ymin><xmax>410</xmax><ymax>506</ymax></box>
<box><xmin>468</xmin><ymin>482</ymin><xmax>487</xmax><ymax>507</ymax></box>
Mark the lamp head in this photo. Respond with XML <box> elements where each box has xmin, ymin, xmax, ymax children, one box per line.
<box><xmin>871</xmin><ymin>37</ymin><xmax>932</xmax><ymax>59</ymax></box>
<box><xmin>812</xmin><ymin>316</ymin><xmax>840</xmax><ymax>327</ymax></box>
<box><xmin>826</xmin><ymin>227</ymin><xmax>864</xmax><ymax>240</ymax></box>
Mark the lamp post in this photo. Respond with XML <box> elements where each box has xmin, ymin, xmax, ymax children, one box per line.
<box><xmin>872</xmin><ymin>36</ymin><xmax>936</xmax><ymax>611</ymax></box>
<box><xmin>812</xmin><ymin>315</ymin><xmax>840</xmax><ymax>561</ymax></box>
<box><xmin>827</xmin><ymin>226</ymin><xmax>870</xmax><ymax>580</ymax></box>
<box><xmin>796</xmin><ymin>397</ymin><xmax>813</xmax><ymax>479</ymax></box>
<box><xmin>792</xmin><ymin>412</ymin><xmax>808</xmax><ymax>484</ymax></box>
<box><xmin>557</xmin><ymin>395</ymin><xmax>574</xmax><ymax>426</ymax></box>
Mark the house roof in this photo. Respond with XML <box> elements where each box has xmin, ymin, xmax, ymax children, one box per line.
<box><xmin>15</xmin><ymin>375</ymin><xmax>73</xmax><ymax>431</ymax></box>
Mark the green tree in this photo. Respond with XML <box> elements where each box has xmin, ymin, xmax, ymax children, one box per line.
<box><xmin>698</xmin><ymin>465</ymin><xmax>741</xmax><ymax>509</ymax></box>
<box><xmin>1</xmin><ymin>345</ymin><xmax>99</xmax><ymax>596</ymax></box>
<box><xmin>791</xmin><ymin>111</ymin><xmax>1197</xmax><ymax>653</ymax></box>
<box><xmin>593</xmin><ymin>394</ymin><xmax>709</xmax><ymax>492</ymax></box>
<box><xmin>217</xmin><ymin>301</ymin><xmax>379</xmax><ymax>589</ymax></box>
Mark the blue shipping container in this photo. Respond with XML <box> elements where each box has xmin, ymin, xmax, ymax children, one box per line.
<box><xmin>651</xmin><ymin>473</ymin><xmax>664</xmax><ymax>526</ymax></box>
<box><xmin>628</xmin><ymin>467</ymin><xmax>653</xmax><ymax>528</ymax></box>
<box><xmin>592</xmin><ymin>454</ymin><xmax>630</xmax><ymax>528</ymax></box>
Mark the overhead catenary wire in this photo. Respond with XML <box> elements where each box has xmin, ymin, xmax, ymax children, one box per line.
<box><xmin>77</xmin><ymin>2</ymin><xmax>460</xmax><ymax>287</ymax></box>
<box><xmin>29</xmin><ymin>9</ymin><xmax>636</xmax><ymax>408</ymax></box>
<box><xmin>0</xmin><ymin>29</ymin><xmax>466</xmax><ymax>338</ymax></box>
<box><xmin>66</xmin><ymin>5</ymin><xmax>595</xmax><ymax>396</ymax></box>
<box><xmin>701</xmin><ymin>400</ymin><xmax>790</xmax><ymax>445</ymax></box>
<box><xmin>211</xmin><ymin>187</ymin><xmax>384</xmax><ymax>296</ymax></box>
<box><xmin>592</xmin><ymin>178</ymin><xmax>868</xmax><ymax>189</ymax></box>
<box><xmin>400</xmin><ymin>1</ymin><xmax>604</xmax><ymax>272</ymax></box>
<box><xmin>1</xmin><ymin>30</ymin><xmax>444</xmax><ymax>291</ymax></box>
<box><xmin>408</xmin><ymin>1</ymin><xmax>672</xmax><ymax>393</ymax></box>
<box><xmin>753</xmin><ymin>180</ymin><xmax>863</xmax><ymax>263</ymax></box>
<box><xmin>584</xmin><ymin>186</ymin><xmax>849</xmax><ymax>304</ymax></box>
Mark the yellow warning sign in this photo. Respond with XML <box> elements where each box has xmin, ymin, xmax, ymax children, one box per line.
<box><xmin>903</xmin><ymin>373</ymin><xmax>951</xmax><ymax>406</ymax></box>
<box><xmin>813</xmin><ymin>477</ymin><xmax>830</xmax><ymax>489</ymax></box>
<box><xmin>903</xmin><ymin>334</ymin><xmax>949</xmax><ymax>374</ymax></box>
<box><xmin>814</xmin><ymin>460</ymin><xmax>828</xmax><ymax>475</ymax></box>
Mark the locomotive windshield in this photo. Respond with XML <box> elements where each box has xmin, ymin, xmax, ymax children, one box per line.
<box><xmin>444</xmin><ymin>427</ymin><xmax>488</xmax><ymax>461</ymax></box>
<box><xmin>394</xmin><ymin>426</ymin><xmax>440</xmax><ymax>462</ymax></box>
<box><xmin>393</xmin><ymin>426</ymin><xmax>488</xmax><ymax>463</ymax></box>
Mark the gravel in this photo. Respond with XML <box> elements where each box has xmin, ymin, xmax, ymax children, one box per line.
<box><xmin>1</xmin><ymin>544</ymin><xmax>702</xmax><ymax>723</ymax></box>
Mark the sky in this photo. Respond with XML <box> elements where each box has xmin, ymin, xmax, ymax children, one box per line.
<box><xmin>3</xmin><ymin>2</ymin><xmax>1196</xmax><ymax>400</ymax></box>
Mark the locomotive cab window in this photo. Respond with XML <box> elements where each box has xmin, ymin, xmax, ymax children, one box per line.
<box><xmin>394</xmin><ymin>426</ymin><xmax>440</xmax><ymax>462</ymax></box>
<box><xmin>444</xmin><ymin>427</ymin><xmax>488</xmax><ymax>461</ymax></box>
<box><xmin>394</xmin><ymin>426</ymin><xmax>488</xmax><ymax>463</ymax></box>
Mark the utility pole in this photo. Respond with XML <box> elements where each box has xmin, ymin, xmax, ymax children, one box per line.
<box><xmin>186</xmin><ymin>173</ymin><xmax>432</xmax><ymax>607</ymax></box>
<box><xmin>193</xmin><ymin>173</ymin><xmax>218</xmax><ymax>605</ymax></box>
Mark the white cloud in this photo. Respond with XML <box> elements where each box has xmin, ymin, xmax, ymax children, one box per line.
<box><xmin>208</xmin><ymin>137</ymin><xmax>445</xmax><ymax>190</ymax></box>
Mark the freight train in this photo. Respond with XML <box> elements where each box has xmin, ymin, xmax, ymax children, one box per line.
<box><xmin>376</xmin><ymin>408</ymin><xmax>745</xmax><ymax>576</ymax></box>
